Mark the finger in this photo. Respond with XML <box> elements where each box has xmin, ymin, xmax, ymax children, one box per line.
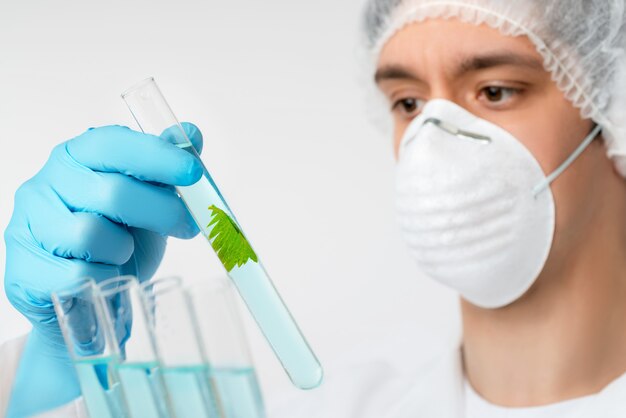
<box><xmin>183</xmin><ymin>122</ymin><xmax>204</xmax><ymax>155</ymax></box>
<box><xmin>161</xmin><ymin>122</ymin><xmax>204</xmax><ymax>155</ymax></box>
<box><xmin>66</xmin><ymin>125</ymin><xmax>203</xmax><ymax>186</ymax></box>
<box><xmin>118</xmin><ymin>228</ymin><xmax>169</xmax><ymax>281</ymax></box>
<box><xmin>47</xmin><ymin>164</ymin><xmax>199</xmax><ymax>238</ymax></box>
<box><xmin>26</xmin><ymin>186</ymin><xmax>135</xmax><ymax>265</ymax></box>
<box><xmin>4</xmin><ymin>233</ymin><xmax>122</xmax><ymax>326</ymax></box>
<box><xmin>46</xmin><ymin>212</ymin><xmax>134</xmax><ymax>265</ymax></box>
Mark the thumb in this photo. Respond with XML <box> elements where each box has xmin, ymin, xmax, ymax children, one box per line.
<box><xmin>160</xmin><ymin>122</ymin><xmax>204</xmax><ymax>155</ymax></box>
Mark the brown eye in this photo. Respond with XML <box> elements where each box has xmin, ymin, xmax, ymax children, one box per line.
<box><xmin>400</xmin><ymin>98</ymin><xmax>418</xmax><ymax>112</ymax></box>
<box><xmin>484</xmin><ymin>87</ymin><xmax>503</xmax><ymax>101</ymax></box>
<box><xmin>392</xmin><ymin>98</ymin><xmax>424</xmax><ymax>116</ymax></box>
<box><xmin>480</xmin><ymin>86</ymin><xmax>517</xmax><ymax>104</ymax></box>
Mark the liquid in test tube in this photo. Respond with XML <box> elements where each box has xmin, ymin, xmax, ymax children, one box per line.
<box><xmin>121</xmin><ymin>77</ymin><xmax>323</xmax><ymax>390</ymax></box>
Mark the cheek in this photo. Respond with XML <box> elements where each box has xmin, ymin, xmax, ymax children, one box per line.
<box><xmin>501</xmin><ymin>98</ymin><xmax>599</xmax><ymax>249</ymax></box>
<box><xmin>393</xmin><ymin>133</ymin><xmax>401</xmax><ymax>160</ymax></box>
<box><xmin>509</xmin><ymin>121</ymin><xmax>564</xmax><ymax>176</ymax></box>
<box><xmin>499</xmin><ymin>97</ymin><xmax>590</xmax><ymax>178</ymax></box>
<box><xmin>393</xmin><ymin>121</ymin><xmax>409</xmax><ymax>160</ymax></box>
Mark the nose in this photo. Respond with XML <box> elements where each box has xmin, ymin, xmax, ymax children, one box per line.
<box><xmin>392</xmin><ymin>92</ymin><xmax>465</xmax><ymax>160</ymax></box>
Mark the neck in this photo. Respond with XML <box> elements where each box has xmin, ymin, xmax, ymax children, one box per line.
<box><xmin>462</xmin><ymin>160</ymin><xmax>626</xmax><ymax>407</ymax></box>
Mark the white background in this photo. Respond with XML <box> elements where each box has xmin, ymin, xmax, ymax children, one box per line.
<box><xmin>0</xmin><ymin>0</ymin><xmax>459</xmax><ymax>406</ymax></box>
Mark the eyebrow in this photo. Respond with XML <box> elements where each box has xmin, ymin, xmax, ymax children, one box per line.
<box><xmin>374</xmin><ymin>52</ymin><xmax>545</xmax><ymax>84</ymax></box>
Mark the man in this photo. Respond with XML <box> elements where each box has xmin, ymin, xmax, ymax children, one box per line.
<box><xmin>3</xmin><ymin>0</ymin><xmax>626</xmax><ymax>416</ymax></box>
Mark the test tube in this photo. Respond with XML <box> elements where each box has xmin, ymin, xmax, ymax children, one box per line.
<box><xmin>186</xmin><ymin>276</ymin><xmax>266</xmax><ymax>418</ymax></box>
<box><xmin>52</xmin><ymin>279</ymin><xmax>129</xmax><ymax>418</ymax></box>
<box><xmin>141</xmin><ymin>277</ymin><xmax>224</xmax><ymax>418</ymax></box>
<box><xmin>121</xmin><ymin>77</ymin><xmax>323</xmax><ymax>390</ymax></box>
<box><xmin>98</xmin><ymin>276</ymin><xmax>172</xmax><ymax>418</ymax></box>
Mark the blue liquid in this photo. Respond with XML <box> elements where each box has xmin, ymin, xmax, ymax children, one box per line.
<box><xmin>161</xmin><ymin>365</ymin><xmax>222</xmax><ymax>418</ymax></box>
<box><xmin>212</xmin><ymin>367</ymin><xmax>265</xmax><ymax>418</ymax></box>
<box><xmin>73</xmin><ymin>356</ymin><xmax>128</xmax><ymax>418</ymax></box>
<box><xmin>116</xmin><ymin>362</ymin><xmax>170</xmax><ymax>418</ymax></box>
<box><xmin>176</xmin><ymin>143</ymin><xmax>323</xmax><ymax>390</ymax></box>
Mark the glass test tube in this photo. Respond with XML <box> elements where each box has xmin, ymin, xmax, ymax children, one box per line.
<box><xmin>52</xmin><ymin>279</ymin><xmax>129</xmax><ymax>418</ymax></box>
<box><xmin>186</xmin><ymin>276</ymin><xmax>266</xmax><ymax>418</ymax></box>
<box><xmin>141</xmin><ymin>277</ymin><xmax>224</xmax><ymax>418</ymax></box>
<box><xmin>99</xmin><ymin>277</ymin><xmax>173</xmax><ymax>418</ymax></box>
<box><xmin>121</xmin><ymin>77</ymin><xmax>323</xmax><ymax>390</ymax></box>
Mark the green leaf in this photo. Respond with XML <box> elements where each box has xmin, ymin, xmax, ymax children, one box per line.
<box><xmin>206</xmin><ymin>205</ymin><xmax>258</xmax><ymax>272</ymax></box>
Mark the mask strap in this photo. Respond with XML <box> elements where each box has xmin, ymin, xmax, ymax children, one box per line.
<box><xmin>532</xmin><ymin>124</ymin><xmax>602</xmax><ymax>197</ymax></box>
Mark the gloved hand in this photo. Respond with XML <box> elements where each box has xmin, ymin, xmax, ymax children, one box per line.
<box><xmin>4</xmin><ymin>123</ymin><xmax>204</xmax><ymax>418</ymax></box>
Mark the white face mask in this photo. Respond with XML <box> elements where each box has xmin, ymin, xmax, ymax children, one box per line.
<box><xmin>395</xmin><ymin>99</ymin><xmax>601</xmax><ymax>308</ymax></box>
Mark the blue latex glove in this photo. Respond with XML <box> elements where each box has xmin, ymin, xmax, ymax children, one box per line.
<box><xmin>4</xmin><ymin>123</ymin><xmax>204</xmax><ymax>418</ymax></box>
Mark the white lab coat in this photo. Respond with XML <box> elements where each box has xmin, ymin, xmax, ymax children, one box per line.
<box><xmin>3</xmin><ymin>334</ymin><xmax>626</xmax><ymax>418</ymax></box>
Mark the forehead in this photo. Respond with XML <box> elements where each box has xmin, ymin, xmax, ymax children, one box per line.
<box><xmin>377</xmin><ymin>18</ymin><xmax>542</xmax><ymax>70</ymax></box>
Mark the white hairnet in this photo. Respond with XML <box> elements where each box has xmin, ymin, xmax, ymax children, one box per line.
<box><xmin>361</xmin><ymin>0</ymin><xmax>626</xmax><ymax>177</ymax></box>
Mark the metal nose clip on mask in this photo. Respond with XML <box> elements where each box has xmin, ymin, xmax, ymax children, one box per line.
<box><xmin>419</xmin><ymin>118</ymin><xmax>492</xmax><ymax>144</ymax></box>
<box><xmin>395</xmin><ymin>99</ymin><xmax>602</xmax><ymax>308</ymax></box>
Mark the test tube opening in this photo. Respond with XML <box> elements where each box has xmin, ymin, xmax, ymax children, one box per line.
<box><xmin>120</xmin><ymin>76</ymin><xmax>156</xmax><ymax>99</ymax></box>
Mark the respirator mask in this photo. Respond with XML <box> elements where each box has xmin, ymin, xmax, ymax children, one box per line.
<box><xmin>395</xmin><ymin>99</ymin><xmax>601</xmax><ymax>308</ymax></box>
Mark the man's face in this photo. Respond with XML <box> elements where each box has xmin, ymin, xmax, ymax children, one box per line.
<box><xmin>375</xmin><ymin>19</ymin><xmax>594</xmax><ymax>164</ymax></box>
<box><xmin>375</xmin><ymin>19</ymin><xmax>610</xmax><ymax>300</ymax></box>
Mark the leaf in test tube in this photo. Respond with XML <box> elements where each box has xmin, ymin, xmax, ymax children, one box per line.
<box><xmin>207</xmin><ymin>205</ymin><xmax>259</xmax><ymax>272</ymax></box>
